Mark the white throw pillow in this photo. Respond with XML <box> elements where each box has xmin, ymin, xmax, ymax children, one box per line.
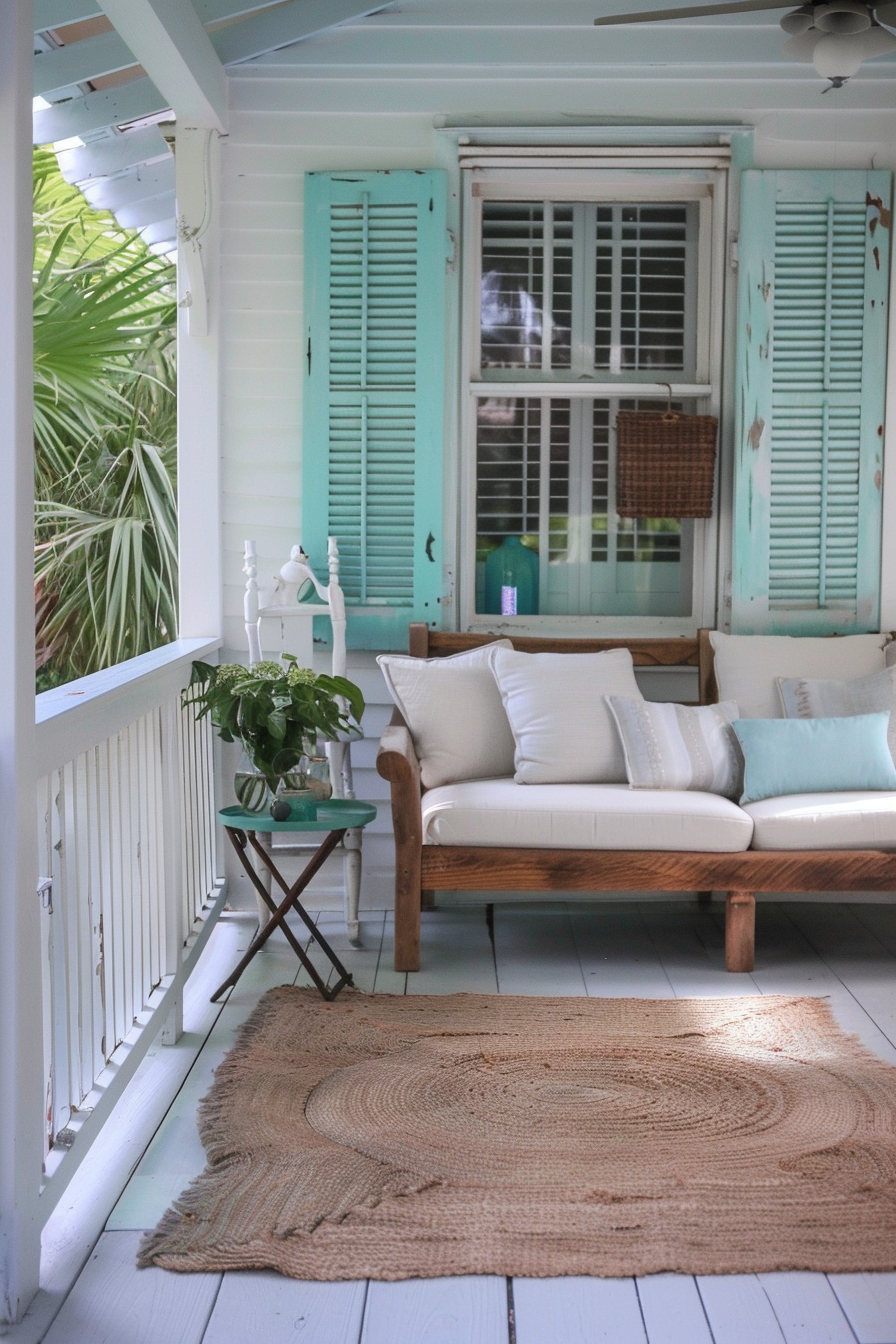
<box><xmin>710</xmin><ymin>631</ymin><xmax>889</xmax><ymax>719</ymax></box>
<box><xmin>489</xmin><ymin>646</ymin><xmax>642</xmax><ymax>784</ymax></box>
<box><xmin>378</xmin><ymin>641</ymin><xmax>515</xmax><ymax>788</ymax></box>
<box><xmin>778</xmin><ymin>665</ymin><xmax>896</xmax><ymax>766</ymax></box>
<box><xmin>606</xmin><ymin>697</ymin><xmax>743</xmax><ymax>799</ymax></box>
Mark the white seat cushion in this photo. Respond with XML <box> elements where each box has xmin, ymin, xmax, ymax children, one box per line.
<box><xmin>421</xmin><ymin>780</ymin><xmax>754</xmax><ymax>852</ymax></box>
<box><xmin>744</xmin><ymin>792</ymin><xmax>896</xmax><ymax>850</ymax></box>
<box><xmin>709</xmin><ymin>631</ymin><xmax>889</xmax><ymax>719</ymax></box>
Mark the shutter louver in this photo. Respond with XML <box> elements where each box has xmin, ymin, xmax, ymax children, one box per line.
<box><xmin>732</xmin><ymin>171</ymin><xmax>890</xmax><ymax>634</ymax></box>
<box><xmin>304</xmin><ymin>172</ymin><xmax>447</xmax><ymax>649</ymax></box>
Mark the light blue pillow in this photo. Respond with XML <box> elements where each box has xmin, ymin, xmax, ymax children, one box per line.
<box><xmin>732</xmin><ymin>713</ymin><xmax>896</xmax><ymax>805</ymax></box>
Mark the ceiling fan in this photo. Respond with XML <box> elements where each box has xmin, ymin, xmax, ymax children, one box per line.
<box><xmin>593</xmin><ymin>0</ymin><xmax>896</xmax><ymax>89</ymax></box>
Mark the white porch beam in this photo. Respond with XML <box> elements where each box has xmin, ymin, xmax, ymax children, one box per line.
<box><xmin>34</xmin><ymin>28</ymin><xmax>135</xmax><ymax>99</ymax></box>
<box><xmin>211</xmin><ymin>0</ymin><xmax>392</xmax><ymax>65</ymax></box>
<box><xmin>55</xmin><ymin>126</ymin><xmax>170</xmax><ymax>184</ymax></box>
<box><xmin>35</xmin><ymin>0</ymin><xmax>279</xmax><ymax>34</ymax></box>
<box><xmin>98</xmin><ymin>0</ymin><xmax>228</xmax><ymax>131</ymax></box>
<box><xmin>34</xmin><ymin>0</ymin><xmax>101</xmax><ymax>28</ymax></box>
<box><xmin>79</xmin><ymin>156</ymin><xmax>174</xmax><ymax>210</ymax></box>
<box><xmin>35</xmin><ymin>0</ymin><xmax>394</xmax><ymax>100</ymax></box>
<box><xmin>33</xmin><ymin>75</ymin><xmax>167</xmax><ymax>144</ymax></box>
<box><xmin>0</xmin><ymin>0</ymin><xmax>43</xmax><ymax>1328</ymax></box>
<box><xmin>117</xmin><ymin>191</ymin><xmax>176</xmax><ymax>230</ymax></box>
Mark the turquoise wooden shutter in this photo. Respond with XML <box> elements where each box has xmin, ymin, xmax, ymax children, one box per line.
<box><xmin>303</xmin><ymin>170</ymin><xmax>448</xmax><ymax>650</ymax></box>
<box><xmin>731</xmin><ymin>170</ymin><xmax>891</xmax><ymax>634</ymax></box>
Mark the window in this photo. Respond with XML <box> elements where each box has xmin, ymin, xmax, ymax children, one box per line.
<box><xmin>461</xmin><ymin>160</ymin><xmax>726</xmax><ymax>632</ymax></box>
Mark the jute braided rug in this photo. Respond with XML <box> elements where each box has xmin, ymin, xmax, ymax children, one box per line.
<box><xmin>138</xmin><ymin>988</ymin><xmax>896</xmax><ymax>1280</ymax></box>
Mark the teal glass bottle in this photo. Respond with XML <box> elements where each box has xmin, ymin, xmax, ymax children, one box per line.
<box><xmin>483</xmin><ymin>536</ymin><xmax>539</xmax><ymax>616</ymax></box>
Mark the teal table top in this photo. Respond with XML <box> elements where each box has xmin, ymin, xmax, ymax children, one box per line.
<box><xmin>218</xmin><ymin>799</ymin><xmax>377</xmax><ymax>833</ymax></box>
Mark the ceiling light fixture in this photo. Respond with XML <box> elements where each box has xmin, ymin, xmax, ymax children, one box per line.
<box><xmin>593</xmin><ymin>0</ymin><xmax>896</xmax><ymax>91</ymax></box>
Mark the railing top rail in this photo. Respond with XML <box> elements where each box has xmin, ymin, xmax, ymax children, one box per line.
<box><xmin>35</xmin><ymin>637</ymin><xmax>220</xmax><ymax>778</ymax></box>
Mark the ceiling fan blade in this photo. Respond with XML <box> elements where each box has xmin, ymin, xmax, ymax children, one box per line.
<box><xmin>781</xmin><ymin>27</ymin><xmax>822</xmax><ymax>55</ymax></box>
<box><xmin>873</xmin><ymin>2</ymin><xmax>896</xmax><ymax>26</ymax></box>
<box><xmin>594</xmin><ymin>0</ymin><xmax>797</xmax><ymax>26</ymax></box>
<box><xmin>854</xmin><ymin>21</ymin><xmax>896</xmax><ymax>50</ymax></box>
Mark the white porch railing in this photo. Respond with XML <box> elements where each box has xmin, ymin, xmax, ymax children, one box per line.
<box><xmin>34</xmin><ymin>638</ymin><xmax>223</xmax><ymax>1219</ymax></box>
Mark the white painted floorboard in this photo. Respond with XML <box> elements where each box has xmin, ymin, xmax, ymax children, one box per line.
<box><xmin>22</xmin><ymin>900</ymin><xmax>896</xmax><ymax>1344</ymax></box>
<box><xmin>493</xmin><ymin>904</ymin><xmax>586</xmax><ymax>995</ymax></box>
<box><xmin>636</xmin><ymin>1273</ymin><xmax>714</xmax><ymax>1344</ymax></box>
<box><xmin>512</xmin><ymin>1276</ymin><xmax>647</xmax><ymax>1344</ymax></box>
<box><xmin>828</xmin><ymin>1274</ymin><xmax>896</xmax><ymax>1344</ymax></box>
<box><xmin>361</xmin><ymin>1277</ymin><xmax>507</xmax><ymax>1344</ymax></box>
<box><xmin>203</xmin><ymin>1274</ymin><xmax>367</xmax><ymax>1344</ymax></box>
<box><xmin>696</xmin><ymin>1274</ymin><xmax>787</xmax><ymax>1344</ymax></box>
<box><xmin>41</xmin><ymin>1231</ymin><xmax>220</xmax><ymax>1344</ymax></box>
<box><xmin>757</xmin><ymin>1272</ymin><xmax>859</xmax><ymax>1344</ymax></box>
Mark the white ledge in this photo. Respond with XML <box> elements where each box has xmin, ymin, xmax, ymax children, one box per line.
<box><xmin>35</xmin><ymin>637</ymin><xmax>221</xmax><ymax>778</ymax></box>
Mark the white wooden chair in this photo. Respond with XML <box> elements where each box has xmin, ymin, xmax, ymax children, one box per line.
<box><xmin>243</xmin><ymin>537</ymin><xmax>363</xmax><ymax>943</ymax></box>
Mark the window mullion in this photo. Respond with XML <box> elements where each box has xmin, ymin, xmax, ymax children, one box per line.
<box><xmin>610</xmin><ymin>206</ymin><xmax>622</xmax><ymax>376</ymax></box>
<box><xmin>580</xmin><ymin>398</ymin><xmax>596</xmax><ymax>613</ymax></box>
<box><xmin>565</xmin><ymin>399</ymin><xmax>586</xmax><ymax>611</ymax></box>
<box><xmin>541</xmin><ymin>202</ymin><xmax>554</xmax><ymax>373</ymax></box>
<box><xmin>581</xmin><ymin>203</ymin><xmax>597</xmax><ymax>377</ymax></box>
<box><xmin>606</xmin><ymin>396</ymin><xmax>621</xmax><ymax>603</ymax></box>
<box><xmin>570</xmin><ymin>203</ymin><xmax>588</xmax><ymax>377</ymax></box>
<box><xmin>538</xmin><ymin>397</ymin><xmax>552</xmax><ymax>601</ymax></box>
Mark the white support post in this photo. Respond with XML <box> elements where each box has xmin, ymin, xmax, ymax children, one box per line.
<box><xmin>0</xmin><ymin>0</ymin><xmax>44</xmax><ymax>1325</ymax></box>
<box><xmin>176</xmin><ymin>125</ymin><xmax>222</xmax><ymax>642</ymax></box>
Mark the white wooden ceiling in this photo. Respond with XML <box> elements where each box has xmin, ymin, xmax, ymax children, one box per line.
<box><xmin>33</xmin><ymin>0</ymin><xmax>896</xmax><ymax>254</ymax></box>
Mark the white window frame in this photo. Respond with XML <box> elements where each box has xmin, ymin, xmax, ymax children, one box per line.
<box><xmin>459</xmin><ymin>160</ymin><xmax>729</xmax><ymax>636</ymax></box>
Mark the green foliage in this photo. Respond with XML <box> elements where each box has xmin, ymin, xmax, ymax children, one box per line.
<box><xmin>186</xmin><ymin>656</ymin><xmax>365</xmax><ymax>790</ymax></box>
<box><xmin>33</xmin><ymin>147</ymin><xmax>179</xmax><ymax>685</ymax></box>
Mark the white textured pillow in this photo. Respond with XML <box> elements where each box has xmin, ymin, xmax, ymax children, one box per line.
<box><xmin>377</xmin><ymin>641</ymin><xmax>515</xmax><ymax>789</ymax></box>
<box><xmin>710</xmin><ymin>631</ymin><xmax>889</xmax><ymax>719</ymax></box>
<box><xmin>778</xmin><ymin>665</ymin><xmax>896</xmax><ymax>766</ymax></box>
<box><xmin>606</xmin><ymin>697</ymin><xmax>743</xmax><ymax>799</ymax></box>
<box><xmin>489</xmin><ymin>646</ymin><xmax>642</xmax><ymax>784</ymax></box>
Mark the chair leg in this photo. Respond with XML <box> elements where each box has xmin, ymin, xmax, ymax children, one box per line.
<box><xmin>343</xmin><ymin>826</ymin><xmax>362</xmax><ymax>945</ymax></box>
<box><xmin>725</xmin><ymin>891</ymin><xmax>755</xmax><ymax>972</ymax></box>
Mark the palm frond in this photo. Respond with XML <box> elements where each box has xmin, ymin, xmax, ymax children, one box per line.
<box><xmin>34</xmin><ymin>148</ymin><xmax>179</xmax><ymax>684</ymax></box>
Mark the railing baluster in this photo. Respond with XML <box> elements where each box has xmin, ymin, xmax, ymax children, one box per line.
<box><xmin>100</xmin><ymin>734</ymin><xmax>120</xmax><ymax>1060</ymax></box>
<box><xmin>148</xmin><ymin>707</ymin><xmax>164</xmax><ymax>988</ymax></box>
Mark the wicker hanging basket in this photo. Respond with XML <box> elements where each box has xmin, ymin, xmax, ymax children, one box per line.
<box><xmin>615</xmin><ymin>409</ymin><xmax>718</xmax><ymax>519</ymax></box>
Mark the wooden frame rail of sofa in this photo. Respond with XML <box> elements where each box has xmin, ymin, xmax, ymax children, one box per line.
<box><xmin>376</xmin><ymin>626</ymin><xmax>893</xmax><ymax>975</ymax></box>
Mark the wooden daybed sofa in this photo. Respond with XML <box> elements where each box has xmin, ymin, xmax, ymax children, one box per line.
<box><xmin>376</xmin><ymin>625</ymin><xmax>896</xmax><ymax>975</ymax></box>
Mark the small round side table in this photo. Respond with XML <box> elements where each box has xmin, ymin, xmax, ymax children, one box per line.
<box><xmin>211</xmin><ymin>799</ymin><xmax>377</xmax><ymax>1003</ymax></box>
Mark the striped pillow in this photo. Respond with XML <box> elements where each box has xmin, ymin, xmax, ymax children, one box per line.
<box><xmin>606</xmin><ymin>697</ymin><xmax>743</xmax><ymax>799</ymax></box>
<box><xmin>777</xmin><ymin>666</ymin><xmax>896</xmax><ymax>766</ymax></box>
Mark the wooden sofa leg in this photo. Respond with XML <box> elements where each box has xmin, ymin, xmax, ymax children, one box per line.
<box><xmin>394</xmin><ymin>861</ymin><xmax>421</xmax><ymax>972</ymax></box>
<box><xmin>421</xmin><ymin>888</ymin><xmax>435</xmax><ymax>909</ymax></box>
<box><xmin>725</xmin><ymin>891</ymin><xmax>755</xmax><ymax>972</ymax></box>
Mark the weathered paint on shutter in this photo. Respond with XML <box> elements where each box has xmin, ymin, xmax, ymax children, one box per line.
<box><xmin>303</xmin><ymin>170</ymin><xmax>448</xmax><ymax>649</ymax></box>
<box><xmin>731</xmin><ymin>169</ymin><xmax>891</xmax><ymax>634</ymax></box>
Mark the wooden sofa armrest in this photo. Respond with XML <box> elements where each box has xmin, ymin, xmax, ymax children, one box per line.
<box><xmin>376</xmin><ymin>720</ymin><xmax>421</xmax><ymax>785</ymax></box>
<box><xmin>376</xmin><ymin>717</ymin><xmax>424</xmax><ymax>972</ymax></box>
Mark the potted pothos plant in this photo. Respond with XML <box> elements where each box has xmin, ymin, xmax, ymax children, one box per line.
<box><xmin>187</xmin><ymin>655</ymin><xmax>365</xmax><ymax>810</ymax></box>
